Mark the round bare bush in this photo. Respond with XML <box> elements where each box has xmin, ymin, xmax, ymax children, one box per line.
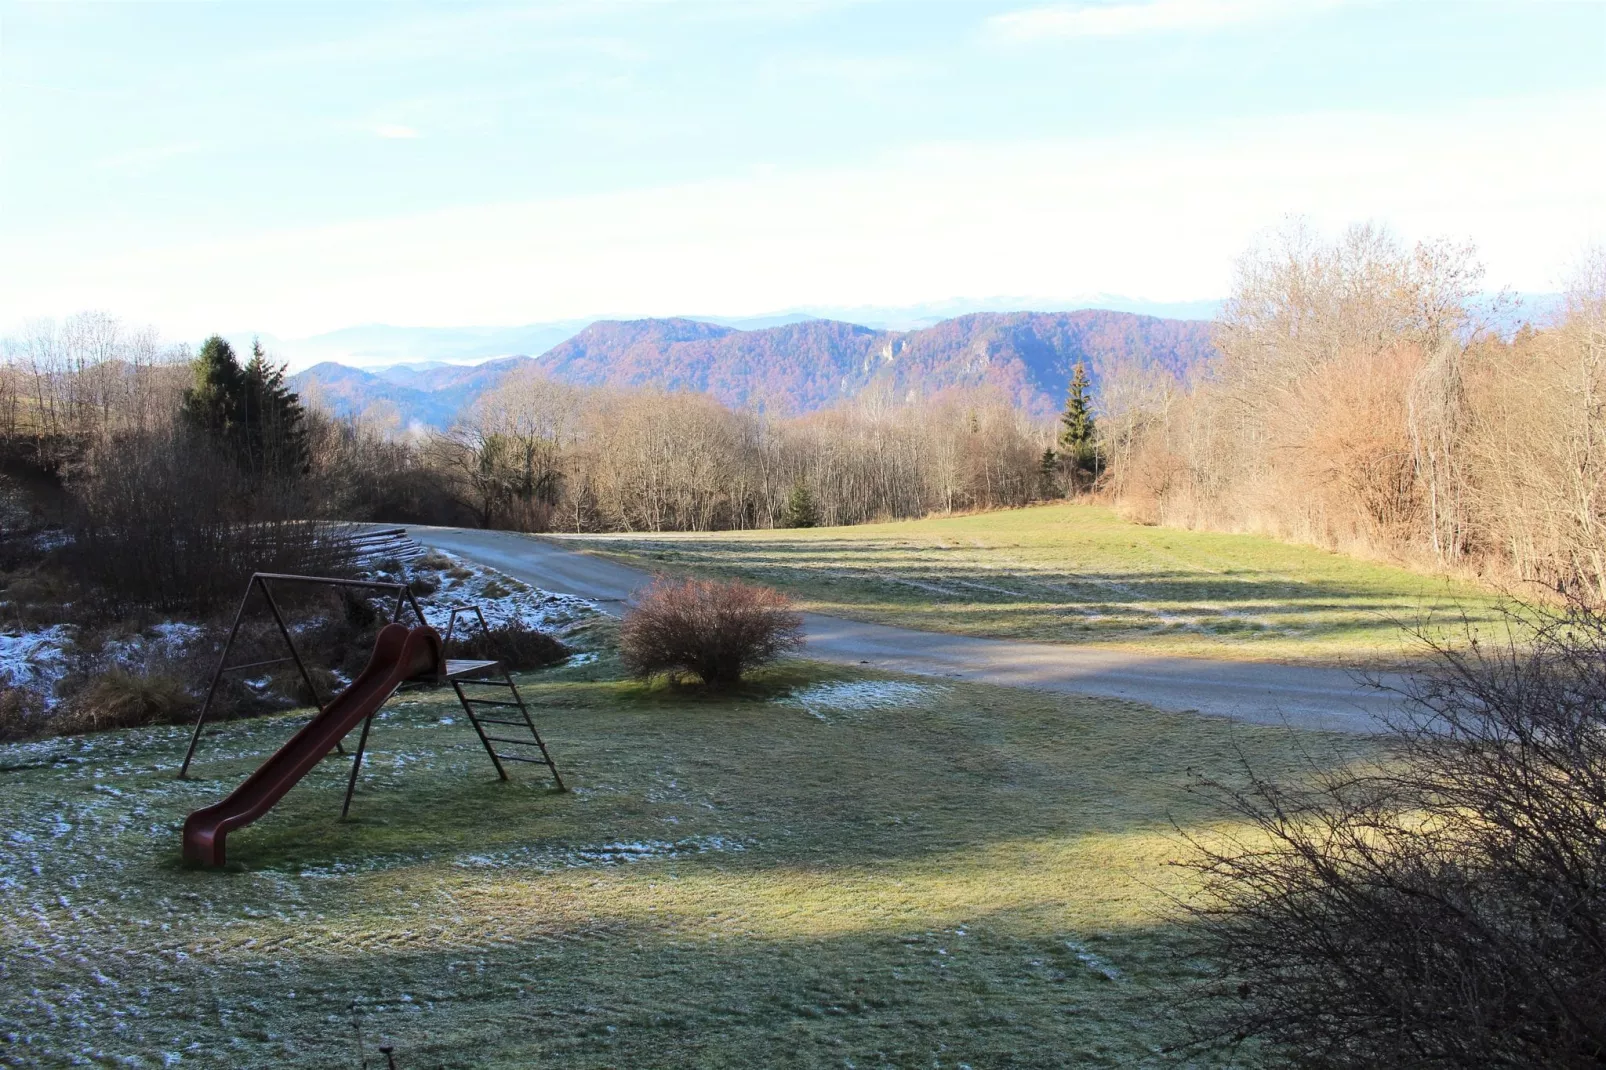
<box><xmin>620</xmin><ymin>577</ymin><xmax>804</xmax><ymax>687</ymax></box>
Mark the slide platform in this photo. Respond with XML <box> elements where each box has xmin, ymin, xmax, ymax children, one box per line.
<box><xmin>182</xmin><ymin>622</ymin><xmax>442</xmax><ymax>867</ymax></box>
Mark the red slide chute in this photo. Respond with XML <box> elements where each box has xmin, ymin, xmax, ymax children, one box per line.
<box><xmin>182</xmin><ymin>622</ymin><xmax>442</xmax><ymax>867</ymax></box>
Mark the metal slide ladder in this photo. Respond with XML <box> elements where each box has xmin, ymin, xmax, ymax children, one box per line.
<box><xmin>443</xmin><ymin>606</ymin><xmax>566</xmax><ymax>791</ymax></box>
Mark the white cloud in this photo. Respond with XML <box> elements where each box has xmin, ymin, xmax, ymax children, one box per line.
<box><xmin>989</xmin><ymin>0</ymin><xmax>1339</xmax><ymax>40</ymax></box>
<box><xmin>4</xmin><ymin>92</ymin><xmax>1601</xmax><ymax>339</ymax></box>
<box><xmin>374</xmin><ymin>124</ymin><xmax>420</xmax><ymax>139</ymax></box>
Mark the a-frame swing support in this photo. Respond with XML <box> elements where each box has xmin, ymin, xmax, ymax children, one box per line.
<box><xmin>178</xmin><ymin>573</ymin><xmax>564</xmax><ymax>816</ymax></box>
<box><xmin>178</xmin><ymin>574</ymin><xmax>428</xmax><ymax>811</ymax></box>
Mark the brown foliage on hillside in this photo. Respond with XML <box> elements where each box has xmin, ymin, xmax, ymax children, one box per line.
<box><xmin>1107</xmin><ymin>224</ymin><xmax>1606</xmax><ymax>602</ymax></box>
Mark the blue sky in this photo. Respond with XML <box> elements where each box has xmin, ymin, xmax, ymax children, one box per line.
<box><xmin>2</xmin><ymin>0</ymin><xmax>1603</xmax><ymax>341</ymax></box>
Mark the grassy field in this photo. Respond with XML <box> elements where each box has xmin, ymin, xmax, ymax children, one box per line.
<box><xmin>566</xmin><ymin>504</ymin><xmax>1504</xmax><ymax>664</ymax></box>
<box><xmin>0</xmin><ymin>648</ymin><xmax>1359</xmax><ymax>1067</ymax></box>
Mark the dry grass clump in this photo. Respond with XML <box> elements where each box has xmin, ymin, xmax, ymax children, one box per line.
<box><xmin>267</xmin><ymin>664</ymin><xmax>345</xmax><ymax>707</ymax></box>
<box><xmin>0</xmin><ymin>687</ymin><xmax>52</xmax><ymax>741</ymax></box>
<box><xmin>620</xmin><ymin>577</ymin><xmax>803</xmax><ymax>687</ymax></box>
<box><xmin>62</xmin><ymin>669</ymin><xmax>191</xmax><ymax>733</ymax></box>
<box><xmin>444</xmin><ymin>620</ymin><xmax>569</xmax><ymax>671</ymax></box>
<box><xmin>406</xmin><ymin>571</ymin><xmax>440</xmax><ymax>597</ymax></box>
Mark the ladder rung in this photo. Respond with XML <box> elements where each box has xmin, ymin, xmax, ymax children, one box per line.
<box><xmin>462</xmin><ymin>699</ymin><xmax>524</xmax><ymax>708</ymax></box>
<box><xmin>485</xmin><ymin>735</ymin><xmax>543</xmax><ymax>746</ymax></box>
<box><xmin>460</xmin><ymin>678</ymin><xmax>516</xmax><ymax>688</ymax></box>
<box><xmin>472</xmin><ymin>717</ymin><xmax>531</xmax><ymax>727</ymax></box>
<box><xmin>495</xmin><ymin>753</ymin><xmax>554</xmax><ymax>765</ymax></box>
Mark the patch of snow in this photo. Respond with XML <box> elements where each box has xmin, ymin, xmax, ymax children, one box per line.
<box><xmin>94</xmin><ymin>621</ymin><xmax>209</xmax><ymax>687</ymax></box>
<box><xmin>407</xmin><ymin>549</ymin><xmax>598</xmax><ymax>637</ymax></box>
<box><xmin>0</xmin><ymin>625</ymin><xmax>72</xmax><ymax>691</ymax></box>
<box><xmin>778</xmin><ymin>680</ymin><xmax>949</xmax><ymax>722</ymax></box>
<box><xmin>32</xmin><ymin>530</ymin><xmax>72</xmax><ymax>552</ymax></box>
<box><xmin>148</xmin><ymin>622</ymin><xmax>202</xmax><ymax>647</ymax></box>
<box><xmin>564</xmin><ymin>652</ymin><xmax>598</xmax><ymax>667</ymax></box>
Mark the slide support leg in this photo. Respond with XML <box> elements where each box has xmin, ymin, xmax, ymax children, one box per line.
<box><xmin>341</xmin><ymin>712</ymin><xmax>377</xmax><ymax>819</ymax></box>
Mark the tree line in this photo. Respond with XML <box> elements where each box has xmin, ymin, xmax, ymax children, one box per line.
<box><xmin>378</xmin><ymin>373</ymin><xmax>1060</xmax><ymax>532</ymax></box>
<box><xmin>9</xmin><ymin>220</ymin><xmax>1599</xmax><ymax>608</ymax></box>
<box><xmin>1102</xmin><ymin>223</ymin><xmax>1606</xmax><ymax>604</ymax></box>
<box><xmin>0</xmin><ymin>320</ymin><xmax>1086</xmax><ymax>607</ymax></box>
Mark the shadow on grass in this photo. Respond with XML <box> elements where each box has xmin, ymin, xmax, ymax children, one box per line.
<box><xmin>2</xmin><ymin>656</ymin><xmax>1332</xmax><ymax>1068</ymax></box>
<box><xmin>7</xmin><ymin>899</ymin><xmax>1238</xmax><ymax>1069</ymax></box>
<box><xmin>198</xmin><ymin>660</ymin><xmax>1369</xmax><ymax>878</ymax></box>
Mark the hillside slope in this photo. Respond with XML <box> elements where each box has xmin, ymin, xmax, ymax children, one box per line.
<box><xmin>291</xmin><ymin>310</ymin><xmax>1214</xmax><ymax>427</ymax></box>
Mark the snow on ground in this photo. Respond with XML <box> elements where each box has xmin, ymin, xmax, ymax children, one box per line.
<box><xmin>100</xmin><ymin>621</ymin><xmax>206</xmax><ymax>669</ymax></box>
<box><xmin>3</xmin><ymin>620</ymin><xmax>210</xmax><ymax>707</ymax></box>
<box><xmin>31</xmin><ymin>529</ymin><xmax>72</xmax><ymax>551</ymax></box>
<box><xmin>777</xmin><ymin>680</ymin><xmax>951</xmax><ymax>722</ymax></box>
<box><xmin>1</xmin><ymin>544</ymin><xmax>595</xmax><ymax>712</ymax></box>
<box><xmin>399</xmin><ymin>549</ymin><xmax>598</xmax><ymax>636</ymax></box>
<box><xmin>0</xmin><ymin>624</ymin><xmax>72</xmax><ymax>693</ymax></box>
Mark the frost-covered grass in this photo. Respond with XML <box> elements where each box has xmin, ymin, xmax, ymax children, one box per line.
<box><xmin>564</xmin><ymin>502</ymin><xmax>1507</xmax><ymax>664</ymax></box>
<box><xmin>0</xmin><ymin>648</ymin><xmax>1359</xmax><ymax>1067</ymax></box>
<box><xmin>778</xmin><ymin>680</ymin><xmax>951</xmax><ymax>723</ymax></box>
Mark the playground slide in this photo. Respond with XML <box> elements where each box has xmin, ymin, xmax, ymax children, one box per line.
<box><xmin>182</xmin><ymin>622</ymin><xmax>443</xmax><ymax>867</ymax></box>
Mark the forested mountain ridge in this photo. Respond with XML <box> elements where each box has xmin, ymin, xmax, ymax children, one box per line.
<box><xmin>290</xmin><ymin>309</ymin><xmax>1215</xmax><ymax>427</ymax></box>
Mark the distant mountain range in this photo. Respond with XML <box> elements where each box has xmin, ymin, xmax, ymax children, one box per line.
<box><xmin>289</xmin><ymin>309</ymin><xmax>1217</xmax><ymax>429</ymax></box>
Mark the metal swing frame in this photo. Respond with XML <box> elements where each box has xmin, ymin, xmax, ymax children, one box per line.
<box><xmin>177</xmin><ymin>573</ymin><xmax>429</xmax><ymax>816</ymax></box>
<box><xmin>177</xmin><ymin>572</ymin><xmax>565</xmax><ymax>816</ymax></box>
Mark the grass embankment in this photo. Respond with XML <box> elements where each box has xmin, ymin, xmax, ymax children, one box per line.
<box><xmin>0</xmin><ymin>651</ymin><xmax>1358</xmax><ymax>1067</ymax></box>
<box><xmin>564</xmin><ymin>503</ymin><xmax>1503</xmax><ymax>664</ymax></box>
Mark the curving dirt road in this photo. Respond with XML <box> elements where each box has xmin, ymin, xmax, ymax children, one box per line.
<box><xmin>408</xmin><ymin>526</ymin><xmax>1405</xmax><ymax>733</ymax></box>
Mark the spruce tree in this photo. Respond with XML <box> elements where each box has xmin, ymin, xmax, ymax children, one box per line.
<box><xmin>1037</xmin><ymin>447</ymin><xmax>1060</xmax><ymax>499</ymax></box>
<box><xmin>180</xmin><ymin>335</ymin><xmax>247</xmax><ymax>444</ymax></box>
<box><xmin>242</xmin><ymin>339</ymin><xmax>309</xmax><ymax>478</ymax></box>
<box><xmin>1059</xmin><ymin>362</ymin><xmax>1099</xmax><ymax>481</ymax></box>
<box><xmin>783</xmin><ymin>480</ymin><xmax>819</xmax><ymax>528</ymax></box>
<box><xmin>180</xmin><ymin>335</ymin><xmax>308</xmax><ymax>480</ymax></box>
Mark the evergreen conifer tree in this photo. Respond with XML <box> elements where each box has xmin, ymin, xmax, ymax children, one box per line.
<box><xmin>242</xmin><ymin>339</ymin><xmax>309</xmax><ymax>478</ymax></box>
<box><xmin>180</xmin><ymin>335</ymin><xmax>247</xmax><ymax>444</ymax></box>
<box><xmin>783</xmin><ymin>480</ymin><xmax>819</xmax><ymax>528</ymax></box>
<box><xmin>1058</xmin><ymin>362</ymin><xmax>1099</xmax><ymax>482</ymax></box>
<box><xmin>1037</xmin><ymin>447</ymin><xmax>1060</xmax><ymax>499</ymax></box>
<box><xmin>180</xmin><ymin>335</ymin><xmax>308</xmax><ymax>480</ymax></box>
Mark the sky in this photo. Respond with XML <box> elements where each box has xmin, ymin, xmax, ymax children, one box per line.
<box><xmin>2</xmin><ymin>0</ymin><xmax>1603</xmax><ymax>345</ymax></box>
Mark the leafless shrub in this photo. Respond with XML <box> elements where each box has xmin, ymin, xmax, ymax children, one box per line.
<box><xmin>444</xmin><ymin>620</ymin><xmax>569</xmax><ymax>671</ymax></box>
<box><xmin>65</xmin><ymin>427</ymin><xmax>358</xmax><ymax>612</ymax></box>
<box><xmin>619</xmin><ymin>577</ymin><xmax>803</xmax><ymax>687</ymax></box>
<box><xmin>1177</xmin><ymin>603</ymin><xmax>1606</xmax><ymax>1068</ymax></box>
